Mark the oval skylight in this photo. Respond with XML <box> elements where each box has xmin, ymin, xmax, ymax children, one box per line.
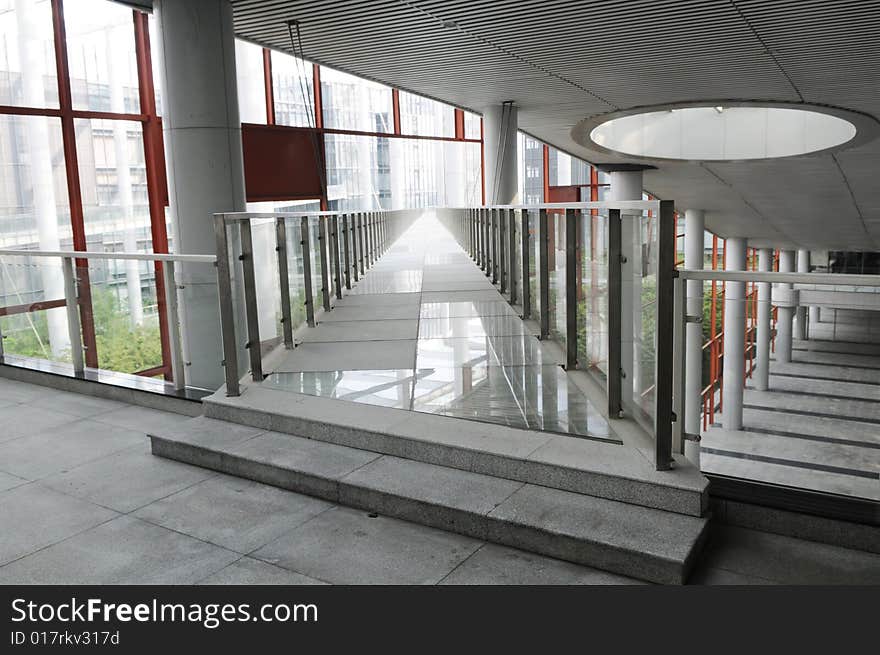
<box><xmin>586</xmin><ymin>105</ymin><xmax>859</xmax><ymax>161</ymax></box>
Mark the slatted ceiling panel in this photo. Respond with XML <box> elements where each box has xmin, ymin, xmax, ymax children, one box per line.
<box><xmin>230</xmin><ymin>0</ymin><xmax>880</xmax><ymax>251</ymax></box>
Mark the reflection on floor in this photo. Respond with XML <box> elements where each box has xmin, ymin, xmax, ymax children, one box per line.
<box><xmin>267</xmin><ymin>214</ymin><xmax>613</xmax><ymax>441</ymax></box>
<box><xmin>703</xmin><ymin>338</ymin><xmax>880</xmax><ymax>502</ymax></box>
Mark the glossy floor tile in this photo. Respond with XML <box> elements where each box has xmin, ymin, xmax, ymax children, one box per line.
<box><xmin>416</xmin><ymin>335</ymin><xmax>554</xmax><ymax>369</ymax></box>
<box><xmin>412</xmin><ymin>365</ymin><xmax>613</xmax><ymax>439</ymax></box>
<box><xmin>419</xmin><ymin>301</ymin><xmax>518</xmax><ymax>319</ymax></box>
<box><xmin>418</xmin><ymin>315</ymin><xmax>535</xmax><ymax>339</ymax></box>
<box><xmin>265</xmin><ymin>369</ymin><xmax>416</xmax><ymax>409</ymax></box>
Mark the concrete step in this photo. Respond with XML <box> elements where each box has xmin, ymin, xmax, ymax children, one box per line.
<box><xmin>149</xmin><ymin>417</ymin><xmax>709</xmax><ymax>584</ymax></box>
<box><xmin>199</xmin><ymin>385</ymin><xmax>709</xmax><ymax>517</ymax></box>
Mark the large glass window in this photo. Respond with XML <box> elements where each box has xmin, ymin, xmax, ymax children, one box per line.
<box><xmin>64</xmin><ymin>0</ymin><xmax>140</xmax><ymax>113</ymax></box>
<box><xmin>325</xmin><ymin>134</ymin><xmax>480</xmax><ymax>211</ymax></box>
<box><xmin>272</xmin><ymin>51</ymin><xmax>314</xmax><ymax>127</ymax></box>
<box><xmin>74</xmin><ymin>118</ymin><xmax>150</xmax><ymax>253</ymax></box>
<box><xmin>463</xmin><ymin>110</ymin><xmax>481</xmax><ymax>140</ymax></box>
<box><xmin>0</xmin><ymin>114</ymin><xmax>71</xmax><ymax>249</ymax></box>
<box><xmin>398</xmin><ymin>90</ymin><xmax>455</xmax><ymax>138</ymax></box>
<box><xmin>0</xmin><ymin>0</ymin><xmax>58</xmax><ymax>108</ymax></box>
<box><xmin>548</xmin><ymin>146</ymin><xmax>590</xmax><ymax>187</ymax></box>
<box><xmin>517</xmin><ymin>132</ymin><xmax>544</xmax><ymax>204</ymax></box>
<box><xmin>235</xmin><ymin>39</ymin><xmax>266</xmax><ymax>124</ymax></box>
<box><xmin>321</xmin><ymin>66</ymin><xmax>392</xmax><ymax>133</ymax></box>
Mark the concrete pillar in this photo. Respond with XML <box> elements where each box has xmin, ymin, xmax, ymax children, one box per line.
<box><xmin>776</xmin><ymin>250</ymin><xmax>796</xmax><ymax>363</ymax></box>
<box><xmin>15</xmin><ymin>0</ymin><xmax>68</xmax><ymax>356</ymax></box>
<box><xmin>754</xmin><ymin>248</ymin><xmax>773</xmax><ymax>391</ymax></box>
<box><xmin>795</xmin><ymin>249</ymin><xmax>810</xmax><ymax>340</ymax></box>
<box><xmin>155</xmin><ymin>0</ymin><xmax>246</xmax><ymax>390</ymax></box>
<box><xmin>722</xmin><ymin>237</ymin><xmax>747</xmax><ymax>430</ymax></box>
<box><xmin>482</xmin><ymin>103</ymin><xmax>518</xmax><ymax>204</ymax></box>
<box><xmin>683</xmin><ymin>209</ymin><xmax>704</xmax><ymax>465</ymax></box>
<box><xmin>107</xmin><ymin>26</ymin><xmax>144</xmax><ymax>327</ymax></box>
<box><xmin>610</xmin><ymin>169</ymin><xmax>644</xmax><ymax>413</ymax></box>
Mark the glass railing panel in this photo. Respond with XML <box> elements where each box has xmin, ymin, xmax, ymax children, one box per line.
<box><xmin>283</xmin><ymin>217</ymin><xmax>309</xmax><ymax>332</ymax></box>
<box><xmin>547</xmin><ymin>208</ymin><xmax>567</xmax><ymax>350</ymax></box>
<box><xmin>250</xmin><ymin>218</ymin><xmax>283</xmax><ymax>350</ymax></box>
<box><xmin>0</xmin><ymin>253</ymin><xmax>73</xmax><ymax>364</ymax></box>
<box><xmin>79</xmin><ymin>258</ymin><xmax>163</xmax><ymax>376</ymax></box>
<box><xmin>528</xmin><ymin>209</ymin><xmax>539</xmax><ymax>322</ymax></box>
<box><xmin>307</xmin><ymin>215</ymin><xmax>326</xmax><ymax>311</ymax></box>
<box><xmin>577</xmin><ymin>210</ymin><xmax>609</xmax><ymax>376</ymax></box>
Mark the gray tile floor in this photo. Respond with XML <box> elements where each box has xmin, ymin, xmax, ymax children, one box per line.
<box><xmin>1</xmin><ymin>377</ymin><xmax>878</xmax><ymax>585</ymax></box>
<box><xmin>703</xmin><ymin>338</ymin><xmax>880</xmax><ymax>502</ymax></box>
<box><xmin>269</xmin><ymin>214</ymin><xmax>611</xmax><ymax>440</ymax></box>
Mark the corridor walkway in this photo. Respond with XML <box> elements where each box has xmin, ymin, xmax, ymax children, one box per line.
<box><xmin>264</xmin><ymin>213</ymin><xmax>613</xmax><ymax>441</ymax></box>
<box><xmin>703</xmin><ymin>337</ymin><xmax>880</xmax><ymax>502</ymax></box>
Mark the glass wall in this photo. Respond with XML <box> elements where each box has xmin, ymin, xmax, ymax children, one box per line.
<box><xmin>272</xmin><ymin>50</ymin><xmax>314</xmax><ymax>127</ymax></box>
<box><xmin>64</xmin><ymin>0</ymin><xmax>140</xmax><ymax>113</ymax></box>
<box><xmin>0</xmin><ymin>0</ymin><xmax>58</xmax><ymax>109</ymax></box>
<box><xmin>398</xmin><ymin>90</ymin><xmax>455</xmax><ymax>138</ymax></box>
<box><xmin>517</xmin><ymin>132</ymin><xmax>543</xmax><ymax>204</ymax></box>
<box><xmin>321</xmin><ymin>66</ymin><xmax>392</xmax><ymax>133</ymax></box>
<box><xmin>235</xmin><ymin>39</ymin><xmax>266</xmax><ymax>124</ymax></box>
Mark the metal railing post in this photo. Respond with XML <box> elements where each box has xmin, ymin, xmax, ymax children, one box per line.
<box><xmin>565</xmin><ymin>207</ymin><xmax>578</xmax><ymax>369</ymax></box>
<box><xmin>476</xmin><ymin>209</ymin><xmax>482</xmax><ymax>267</ymax></box>
<box><xmin>162</xmin><ymin>260</ymin><xmax>187</xmax><ymax>391</ymax></box>
<box><xmin>538</xmin><ymin>208</ymin><xmax>550</xmax><ymax>339</ymax></box>
<box><xmin>366</xmin><ymin>212</ymin><xmax>373</xmax><ymax>267</ymax></box>
<box><xmin>342</xmin><ymin>214</ymin><xmax>352</xmax><ymax>289</ymax></box>
<box><xmin>521</xmin><ymin>208</ymin><xmax>530</xmax><ymax>318</ymax></box>
<box><xmin>213</xmin><ymin>216</ymin><xmax>240</xmax><ymax>396</ymax></box>
<box><xmin>491</xmin><ymin>209</ymin><xmax>498</xmax><ymax>284</ymax></box>
<box><xmin>672</xmin><ymin>273</ymin><xmax>685</xmax><ymax>456</ymax></box>
<box><xmin>509</xmin><ymin>207</ymin><xmax>517</xmax><ymax>304</ymax></box>
<box><xmin>351</xmin><ymin>214</ymin><xmax>360</xmax><ymax>282</ymax></box>
<box><xmin>61</xmin><ymin>256</ymin><xmax>85</xmax><ymax>376</ymax></box>
<box><xmin>483</xmin><ymin>208</ymin><xmax>491</xmax><ymax>275</ymax></box>
<box><xmin>331</xmin><ymin>215</ymin><xmax>343</xmax><ymax>300</ymax></box>
<box><xmin>318</xmin><ymin>217</ymin><xmax>332</xmax><ymax>312</ymax></box>
<box><xmin>275</xmin><ymin>217</ymin><xmax>294</xmax><ymax>349</ymax></box>
<box><xmin>238</xmin><ymin>220</ymin><xmax>263</xmax><ymax>382</ymax></box>
<box><xmin>301</xmin><ymin>216</ymin><xmax>316</xmax><ymax>328</ymax></box>
<box><xmin>499</xmin><ymin>207</ymin><xmax>507</xmax><ymax>293</ymax></box>
<box><xmin>654</xmin><ymin>199</ymin><xmax>676</xmax><ymax>471</ymax></box>
<box><xmin>357</xmin><ymin>213</ymin><xmax>366</xmax><ymax>275</ymax></box>
<box><xmin>607</xmin><ymin>208</ymin><xmax>622</xmax><ymax>418</ymax></box>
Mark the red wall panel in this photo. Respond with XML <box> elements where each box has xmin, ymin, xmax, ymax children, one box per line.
<box><xmin>241</xmin><ymin>123</ymin><xmax>325</xmax><ymax>202</ymax></box>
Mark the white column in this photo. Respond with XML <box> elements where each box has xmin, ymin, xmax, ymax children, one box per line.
<box><xmin>795</xmin><ymin>249</ymin><xmax>810</xmax><ymax>340</ymax></box>
<box><xmin>155</xmin><ymin>0</ymin><xmax>246</xmax><ymax>390</ymax></box>
<box><xmin>683</xmin><ymin>209</ymin><xmax>704</xmax><ymax>465</ymax></box>
<box><xmin>482</xmin><ymin>103</ymin><xmax>518</xmax><ymax>204</ymax></box>
<box><xmin>107</xmin><ymin>26</ymin><xmax>144</xmax><ymax>327</ymax></box>
<box><xmin>15</xmin><ymin>0</ymin><xmax>69</xmax><ymax>356</ymax></box>
<box><xmin>610</xmin><ymin>169</ymin><xmax>644</xmax><ymax>414</ymax></box>
<box><xmin>776</xmin><ymin>250</ymin><xmax>796</xmax><ymax>363</ymax></box>
<box><xmin>722</xmin><ymin>237</ymin><xmax>747</xmax><ymax>430</ymax></box>
<box><xmin>754</xmin><ymin>248</ymin><xmax>773</xmax><ymax>391</ymax></box>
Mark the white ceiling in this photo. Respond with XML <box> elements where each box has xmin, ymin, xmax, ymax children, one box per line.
<box><xmin>229</xmin><ymin>0</ymin><xmax>880</xmax><ymax>251</ymax></box>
